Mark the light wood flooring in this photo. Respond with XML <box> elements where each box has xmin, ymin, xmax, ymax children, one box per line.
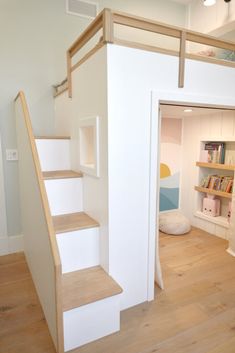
<box><xmin>1</xmin><ymin>227</ymin><xmax>235</xmax><ymax>353</ymax></box>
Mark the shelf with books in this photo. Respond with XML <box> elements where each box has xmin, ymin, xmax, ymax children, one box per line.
<box><xmin>200</xmin><ymin>141</ymin><xmax>225</xmax><ymax>164</ymax></box>
<box><xmin>196</xmin><ymin>162</ymin><xmax>235</xmax><ymax>171</ymax></box>
<box><xmin>194</xmin><ymin>186</ymin><xmax>232</xmax><ymax>199</ymax></box>
<box><xmin>195</xmin><ymin>140</ymin><xmax>234</xmax><ymax>231</ymax></box>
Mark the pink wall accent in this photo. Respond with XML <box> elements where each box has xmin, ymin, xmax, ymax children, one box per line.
<box><xmin>161</xmin><ymin>118</ymin><xmax>182</xmax><ymax>145</ymax></box>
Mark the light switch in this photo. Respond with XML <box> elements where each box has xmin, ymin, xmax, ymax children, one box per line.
<box><xmin>6</xmin><ymin>149</ymin><xmax>18</xmax><ymax>161</ymax></box>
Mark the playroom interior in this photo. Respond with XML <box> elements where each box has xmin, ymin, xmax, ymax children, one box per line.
<box><xmin>157</xmin><ymin>102</ymin><xmax>235</xmax><ymax>289</ymax></box>
<box><xmin>5</xmin><ymin>2</ymin><xmax>235</xmax><ymax>351</ymax></box>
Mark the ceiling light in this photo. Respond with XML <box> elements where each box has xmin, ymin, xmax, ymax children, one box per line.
<box><xmin>184</xmin><ymin>109</ymin><xmax>193</xmax><ymax>113</ymax></box>
<box><xmin>204</xmin><ymin>0</ymin><xmax>216</xmax><ymax>6</ymax></box>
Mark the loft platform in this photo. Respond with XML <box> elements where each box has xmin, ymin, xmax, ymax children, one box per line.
<box><xmin>55</xmin><ymin>8</ymin><xmax>235</xmax><ymax>98</ymax></box>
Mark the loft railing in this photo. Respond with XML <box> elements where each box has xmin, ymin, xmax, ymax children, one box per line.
<box><xmin>66</xmin><ymin>8</ymin><xmax>235</xmax><ymax>97</ymax></box>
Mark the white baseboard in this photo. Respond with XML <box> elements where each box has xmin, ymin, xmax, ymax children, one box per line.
<box><xmin>0</xmin><ymin>234</ymin><xmax>24</xmax><ymax>256</ymax></box>
<box><xmin>226</xmin><ymin>247</ymin><xmax>235</xmax><ymax>257</ymax></box>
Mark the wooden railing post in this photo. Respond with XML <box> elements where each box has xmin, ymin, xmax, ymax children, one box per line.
<box><xmin>67</xmin><ymin>51</ymin><xmax>72</xmax><ymax>98</ymax></box>
<box><xmin>178</xmin><ymin>30</ymin><xmax>186</xmax><ymax>88</ymax></box>
<box><xmin>103</xmin><ymin>8</ymin><xmax>114</xmax><ymax>43</ymax></box>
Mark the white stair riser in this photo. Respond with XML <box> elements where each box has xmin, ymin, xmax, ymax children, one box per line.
<box><xmin>36</xmin><ymin>139</ymin><xmax>71</xmax><ymax>171</ymax></box>
<box><xmin>45</xmin><ymin>178</ymin><xmax>83</xmax><ymax>215</ymax></box>
<box><xmin>63</xmin><ymin>295</ymin><xmax>121</xmax><ymax>351</ymax></box>
<box><xmin>56</xmin><ymin>228</ymin><xmax>100</xmax><ymax>273</ymax></box>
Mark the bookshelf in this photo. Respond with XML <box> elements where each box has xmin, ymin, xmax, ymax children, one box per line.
<box><xmin>196</xmin><ymin>161</ymin><xmax>235</xmax><ymax>171</ymax></box>
<box><xmin>194</xmin><ymin>141</ymin><xmax>234</xmax><ymax>229</ymax></box>
<box><xmin>194</xmin><ymin>186</ymin><xmax>232</xmax><ymax>199</ymax></box>
<box><xmin>194</xmin><ymin>211</ymin><xmax>229</xmax><ymax>229</ymax></box>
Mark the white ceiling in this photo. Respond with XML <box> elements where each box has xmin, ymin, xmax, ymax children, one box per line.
<box><xmin>160</xmin><ymin>104</ymin><xmax>232</xmax><ymax>119</ymax></box>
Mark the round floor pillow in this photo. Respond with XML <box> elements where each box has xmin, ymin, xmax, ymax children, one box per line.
<box><xmin>159</xmin><ymin>211</ymin><xmax>191</xmax><ymax>235</ymax></box>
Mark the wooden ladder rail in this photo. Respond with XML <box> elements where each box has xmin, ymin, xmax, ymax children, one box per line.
<box><xmin>67</xmin><ymin>8</ymin><xmax>114</xmax><ymax>98</ymax></box>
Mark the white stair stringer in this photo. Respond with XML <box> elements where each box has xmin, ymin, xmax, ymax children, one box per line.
<box><xmin>35</xmin><ymin>139</ymin><xmax>71</xmax><ymax>171</ymax></box>
<box><xmin>45</xmin><ymin>178</ymin><xmax>83</xmax><ymax>216</ymax></box>
<box><xmin>36</xmin><ymin>137</ymin><xmax>123</xmax><ymax>351</ymax></box>
<box><xmin>63</xmin><ymin>294</ymin><xmax>121</xmax><ymax>351</ymax></box>
<box><xmin>56</xmin><ymin>227</ymin><xmax>100</xmax><ymax>273</ymax></box>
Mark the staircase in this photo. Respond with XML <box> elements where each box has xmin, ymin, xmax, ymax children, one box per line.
<box><xmin>35</xmin><ymin>136</ymin><xmax>123</xmax><ymax>352</ymax></box>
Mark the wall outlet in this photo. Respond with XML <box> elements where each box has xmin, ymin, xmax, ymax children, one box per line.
<box><xmin>6</xmin><ymin>149</ymin><xmax>18</xmax><ymax>161</ymax></box>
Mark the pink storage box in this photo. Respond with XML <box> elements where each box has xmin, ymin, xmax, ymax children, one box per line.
<box><xmin>202</xmin><ymin>195</ymin><xmax>220</xmax><ymax>217</ymax></box>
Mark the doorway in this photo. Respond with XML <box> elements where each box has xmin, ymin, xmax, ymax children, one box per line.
<box><xmin>150</xmin><ymin>94</ymin><xmax>235</xmax><ymax>293</ymax></box>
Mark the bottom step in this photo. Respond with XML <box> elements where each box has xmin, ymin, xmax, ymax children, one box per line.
<box><xmin>64</xmin><ymin>294</ymin><xmax>121</xmax><ymax>351</ymax></box>
<box><xmin>62</xmin><ymin>266</ymin><xmax>123</xmax><ymax>351</ymax></box>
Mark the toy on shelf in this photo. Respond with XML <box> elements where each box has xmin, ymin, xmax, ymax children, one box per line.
<box><xmin>200</xmin><ymin>142</ymin><xmax>225</xmax><ymax>164</ymax></box>
<box><xmin>202</xmin><ymin>194</ymin><xmax>221</xmax><ymax>217</ymax></box>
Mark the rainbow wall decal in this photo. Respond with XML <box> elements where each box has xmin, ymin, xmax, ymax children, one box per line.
<box><xmin>160</xmin><ymin>118</ymin><xmax>182</xmax><ymax>212</ymax></box>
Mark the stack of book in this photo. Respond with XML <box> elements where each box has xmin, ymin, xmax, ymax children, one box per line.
<box><xmin>200</xmin><ymin>174</ymin><xmax>233</xmax><ymax>193</ymax></box>
<box><xmin>200</xmin><ymin>142</ymin><xmax>225</xmax><ymax>164</ymax></box>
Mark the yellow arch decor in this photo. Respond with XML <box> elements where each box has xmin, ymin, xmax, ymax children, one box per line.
<box><xmin>160</xmin><ymin>163</ymin><xmax>171</xmax><ymax>179</ymax></box>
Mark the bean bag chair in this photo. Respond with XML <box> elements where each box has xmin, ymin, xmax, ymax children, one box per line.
<box><xmin>159</xmin><ymin>211</ymin><xmax>191</xmax><ymax>235</ymax></box>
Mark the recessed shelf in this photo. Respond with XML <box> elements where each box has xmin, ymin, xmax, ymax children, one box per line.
<box><xmin>79</xmin><ymin>117</ymin><xmax>99</xmax><ymax>177</ymax></box>
<box><xmin>196</xmin><ymin>161</ymin><xmax>235</xmax><ymax>171</ymax></box>
<box><xmin>194</xmin><ymin>211</ymin><xmax>229</xmax><ymax>229</ymax></box>
<box><xmin>194</xmin><ymin>186</ymin><xmax>232</xmax><ymax>199</ymax></box>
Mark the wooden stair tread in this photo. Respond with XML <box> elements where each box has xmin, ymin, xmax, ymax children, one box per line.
<box><xmin>35</xmin><ymin>135</ymin><xmax>70</xmax><ymax>140</ymax></box>
<box><xmin>53</xmin><ymin>212</ymin><xmax>99</xmax><ymax>234</ymax></box>
<box><xmin>62</xmin><ymin>266</ymin><xmax>123</xmax><ymax>311</ymax></box>
<box><xmin>43</xmin><ymin>170</ymin><xmax>83</xmax><ymax>180</ymax></box>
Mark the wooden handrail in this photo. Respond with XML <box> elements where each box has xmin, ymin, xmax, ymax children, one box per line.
<box><xmin>179</xmin><ymin>31</ymin><xmax>186</xmax><ymax>88</ymax></box>
<box><xmin>66</xmin><ymin>8</ymin><xmax>235</xmax><ymax>97</ymax></box>
<box><xmin>14</xmin><ymin>92</ymin><xmax>64</xmax><ymax>353</ymax></box>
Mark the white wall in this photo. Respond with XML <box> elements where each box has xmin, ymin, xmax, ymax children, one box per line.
<box><xmin>189</xmin><ymin>0</ymin><xmax>235</xmax><ymax>35</ymax></box>
<box><xmin>1</xmin><ymin>0</ymin><xmax>186</xmax><ymax>251</ymax></box>
<box><xmin>70</xmin><ymin>47</ymin><xmax>109</xmax><ymax>271</ymax></box>
<box><xmin>0</xmin><ymin>0</ymin><xmax>89</xmax><ymax>242</ymax></box>
<box><xmin>107</xmin><ymin>43</ymin><xmax>235</xmax><ymax>309</ymax></box>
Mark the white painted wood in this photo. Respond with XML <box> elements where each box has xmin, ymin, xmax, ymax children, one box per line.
<box><xmin>0</xmin><ymin>234</ymin><xmax>23</xmax><ymax>255</ymax></box>
<box><xmin>189</xmin><ymin>0</ymin><xmax>235</xmax><ymax>35</ymax></box>
<box><xmin>227</xmin><ymin>247</ymin><xmax>235</xmax><ymax>257</ymax></box>
<box><xmin>36</xmin><ymin>139</ymin><xmax>71</xmax><ymax>171</ymax></box>
<box><xmin>54</xmin><ymin>91</ymin><xmax>72</xmax><ymax>136</ymax></box>
<box><xmin>222</xmin><ymin>111</ymin><xmax>235</xmax><ymax>136</ymax></box>
<box><xmin>15</xmin><ymin>97</ymin><xmax>58</xmax><ymax>347</ymax></box>
<box><xmin>227</xmin><ymin>193</ymin><xmax>235</xmax><ymax>254</ymax></box>
<box><xmin>63</xmin><ymin>294</ymin><xmax>121</xmax><ymax>352</ymax></box>
<box><xmin>194</xmin><ymin>211</ymin><xmax>229</xmax><ymax>229</ymax></box>
<box><xmin>215</xmin><ymin>224</ymin><xmax>228</xmax><ymax>240</ymax></box>
<box><xmin>79</xmin><ymin>116</ymin><xmax>100</xmax><ymax>177</ymax></box>
<box><xmin>56</xmin><ymin>228</ymin><xmax>100</xmax><ymax>273</ymax></box>
<box><xmin>107</xmin><ymin>43</ymin><xmax>235</xmax><ymax>309</ymax></box>
<box><xmin>153</xmin><ymin>105</ymin><xmax>163</xmax><ymax>291</ymax></box>
<box><xmin>45</xmin><ymin>178</ymin><xmax>83</xmax><ymax>215</ymax></box>
<box><xmin>70</xmin><ymin>47</ymin><xmax>109</xmax><ymax>276</ymax></box>
<box><xmin>210</xmin><ymin>112</ymin><xmax>222</xmax><ymax>137</ymax></box>
<box><xmin>0</xmin><ymin>133</ymin><xmax>7</xmax><ymax>238</ymax></box>
<box><xmin>0</xmin><ymin>236</ymin><xmax>9</xmax><ymax>255</ymax></box>
<box><xmin>69</xmin><ymin>44</ymin><xmax>235</xmax><ymax>312</ymax></box>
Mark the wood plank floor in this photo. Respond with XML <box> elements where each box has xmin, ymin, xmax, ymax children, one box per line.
<box><xmin>1</xmin><ymin>228</ymin><xmax>235</xmax><ymax>353</ymax></box>
<box><xmin>0</xmin><ymin>252</ymin><xmax>55</xmax><ymax>353</ymax></box>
